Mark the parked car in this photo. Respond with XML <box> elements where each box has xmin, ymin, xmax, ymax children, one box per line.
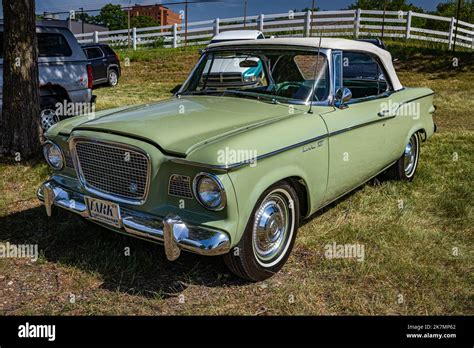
<box><xmin>209</xmin><ymin>30</ymin><xmax>265</xmax><ymax>44</ymax></box>
<box><xmin>206</xmin><ymin>30</ymin><xmax>266</xmax><ymax>88</ymax></box>
<box><xmin>81</xmin><ymin>43</ymin><xmax>121</xmax><ymax>87</ymax></box>
<box><xmin>37</xmin><ymin>38</ymin><xmax>436</xmax><ymax>281</ymax></box>
<box><xmin>0</xmin><ymin>24</ymin><xmax>94</xmax><ymax>131</ymax></box>
<box><xmin>356</xmin><ymin>38</ymin><xmax>386</xmax><ymax>49</ymax></box>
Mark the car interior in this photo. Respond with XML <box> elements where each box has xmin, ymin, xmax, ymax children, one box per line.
<box><xmin>342</xmin><ymin>51</ymin><xmax>390</xmax><ymax>99</ymax></box>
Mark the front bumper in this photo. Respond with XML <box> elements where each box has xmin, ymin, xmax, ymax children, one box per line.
<box><xmin>37</xmin><ymin>180</ymin><xmax>231</xmax><ymax>260</ymax></box>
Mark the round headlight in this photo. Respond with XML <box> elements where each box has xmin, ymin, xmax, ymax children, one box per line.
<box><xmin>193</xmin><ymin>173</ymin><xmax>226</xmax><ymax>211</ymax></box>
<box><xmin>43</xmin><ymin>141</ymin><xmax>64</xmax><ymax>170</ymax></box>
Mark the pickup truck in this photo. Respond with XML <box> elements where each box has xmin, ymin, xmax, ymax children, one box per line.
<box><xmin>0</xmin><ymin>23</ymin><xmax>94</xmax><ymax>131</ymax></box>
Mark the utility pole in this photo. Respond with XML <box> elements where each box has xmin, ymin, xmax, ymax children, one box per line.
<box><xmin>80</xmin><ymin>7</ymin><xmax>84</xmax><ymax>34</ymax></box>
<box><xmin>310</xmin><ymin>0</ymin><xmax>315</xmax><ymax>36</ymax></box>
<box><xmin>452</xmin><ymin>0</ymin><xmax>462</xmax><ymax>52</ymax></box>
<box><xmin>185</xmin><ymin>0</ymin><xmax>189</xmax><ymax>46</ymax></box>
<box><xmin>381</xmin><ymin>0</ymin><xmax>387</xmax><ymax>39</ymax></box>
<box><xmin>470</xmin><ymin>0</ymin><xmax>473</xmax><ymax>24</ymax></box>
<box><xmin>243</xmin><ymin>0</ymin><xmax>247</xmax><ymax>28</ymax></box>
<box><xmin>127</xmin><ymin>0</ymin><xmax>132</xmax><ymax>49</ymax></box>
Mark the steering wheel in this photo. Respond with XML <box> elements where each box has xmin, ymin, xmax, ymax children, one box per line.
<box><xmin>274</xmin><ymin>82</ymin><xmax>314</xmax><ymax>100</ymax></box>
<box><xmin>274</xmin><ymin>82</ymin><xmax>302</xmax><ymax>95</ymax></box>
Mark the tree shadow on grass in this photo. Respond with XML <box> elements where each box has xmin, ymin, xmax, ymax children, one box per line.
<box><xmin>0</xmin><ymin>177</ymin><xmax>387</xmax><ymax>300</ymax></box>
<box><xmin>388</xmin><ymin>44</ymin><xmax>474</xmax><ymax>76</ymax></box>
<box><xmin>0</xmin><ymin>205</ymin><xmax>247</xmax><ymax>299</ymax></box>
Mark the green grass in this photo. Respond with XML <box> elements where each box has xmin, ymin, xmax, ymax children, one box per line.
<box><xmin>93</xmin><ymin>46</ymin><xmax>201</xmax><ymax>110</ymax></box>
<box><xmin>0</xmin><ymin>43</ymin><xmax>472</xmax><ymax>315</ymax></box>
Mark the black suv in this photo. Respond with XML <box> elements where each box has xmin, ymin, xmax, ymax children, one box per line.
<box><xmin>82</xmin><ymin>43</ymin><xmax>121</xmax><ymax>87</ymax></box>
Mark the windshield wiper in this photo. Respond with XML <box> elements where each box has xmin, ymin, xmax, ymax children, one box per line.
<box><xmin>223</xmin><ymin>90</ymin><xmax>284</xmax><ymax>105</ymax></box>
<box><xmin>184</xmin><ymin>90</ymin><xmax>224</xmax><ymax>96</ymax></box>
<box><xmin>184</xmin><ymin>89</ymin><xmax>284</xmax><ymax>106</ymax></box>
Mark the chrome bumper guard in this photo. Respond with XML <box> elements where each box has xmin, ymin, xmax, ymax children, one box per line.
<box><xmin>37</xmin><ymin>180</ymin><xmax>231</xmax><ymax>260</ymax></box>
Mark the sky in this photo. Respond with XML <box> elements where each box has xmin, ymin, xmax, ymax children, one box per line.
<box><xmin>24</xmin><ymin>0</ymin><xmax>449</xmax><ymax>21</ymax></box>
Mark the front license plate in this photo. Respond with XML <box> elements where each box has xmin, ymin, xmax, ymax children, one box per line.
<box><xmin>85</xmin><ymin>196</ymin><xmax>122</xmax><ymax>228</ymax></box>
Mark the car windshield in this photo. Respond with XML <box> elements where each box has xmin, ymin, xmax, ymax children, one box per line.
<box><xmin>182</xmin><ymin>48</ymin><xmax>329</xmax><ymax>103</ymax></box>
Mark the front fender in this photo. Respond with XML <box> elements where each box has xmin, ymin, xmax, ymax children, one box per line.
<box><xmin>227</xmin><ymin>142</ymin><xmax>328</xmax><ymax>246</ymax></box>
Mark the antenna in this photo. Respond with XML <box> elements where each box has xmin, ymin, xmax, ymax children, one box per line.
<box><xmin>308</xmin><ymin>24</ymin><xmax>323</xmax><ymax>114</ymax></box>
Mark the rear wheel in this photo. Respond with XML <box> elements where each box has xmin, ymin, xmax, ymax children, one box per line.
<box><xmin>224</xmin><ymin>181</ymin><xmax>299</xmax><ymax>281</ymax></box>
<box><xmin>40</xmin><ymin>107</ymin><xmax>59</xmax><ymax>131</ymax></box>
<box><xmin>107</xmin><ymin>69</ymin><xmax>119</xmax><ymax>87</ymax></box>
<box><xmin>386</xmin><ymin>132</ymin><xmax>420</xmax><ymax>181</ymax></box>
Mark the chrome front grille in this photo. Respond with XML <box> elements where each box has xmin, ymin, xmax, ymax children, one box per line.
<box><xmin>168</xmin><ymin>174</ymin><xmax>193</xmax><ymax>199</ymax></box>
<box><xmin>74</xmin><ymin>140</ymin><xmax>149</xmax><ymax>202</ymax></box>
<box><xmin>202</xmin><ymin>73</ymin><xmax>243</xmax><ymax>86</ymax></box>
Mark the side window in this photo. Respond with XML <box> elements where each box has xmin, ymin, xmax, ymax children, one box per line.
<box><xmin>38</xmin><ymin>33</ymin><xmax>72</xmax><ymax>57</ymax></box>
<box><xmin>342</xmin><ymin>51</ymin><xmax>390</xmax><ymax>99</ymax></box>
<box><xmin>0</xmin><ymin>32</ymin><xmax>76</xmax><ymax>58</ymax></box>
<box><xmin>102</xmin><ymin>46</ymin><xmax>115</xmax><ymax>56</ymax></box>
<box><xmin>257</xmin><ymin>34</ymin><xmax>265</xmax><ymax>39</ymax></box>
<box><xmin>85</xmin><ymin>47</ymin><xmax>103</xmax><ymax>59</ymax></box>
<box><xmin>0</xmin><ymin>32</ymin><xmax>72</xmax><ymax>58</ymax></box>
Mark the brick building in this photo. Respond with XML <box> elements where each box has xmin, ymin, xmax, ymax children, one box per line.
<box><xmin>128</xmin><ymin>4</ymin><xmax>182</xmax><ymax>27</ymax></box>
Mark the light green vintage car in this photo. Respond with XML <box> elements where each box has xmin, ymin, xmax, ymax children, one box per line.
<box><xmin>38</xmin><ymin>38</ymin><xmax>436</xmax><ymax>281</ymax></box>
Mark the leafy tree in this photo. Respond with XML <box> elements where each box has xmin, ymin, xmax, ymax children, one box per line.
<box><xmin>301</xmin><ymin>6</ymin><xmax>321</xmax><ymax>12</ymax></box>
<box><xmin>425</xmin><ymin>1</ymin><xmax>473</xmax><ymax>32</ymax></box>
<box><xmin>75</xmin><ymin>12</ymin><xmax>98</xmax><ymax>25</ymax></box>
<box><xmin>131</xmin><ymin>15</ymin><xmax>160</xmax><ymax>28</ymax></box>
<box><xmin>95</xmin><ymin>3</ymin><xmax>127</xmax><ymax>30</ymax></box>
<box><xmin>434</xmin><ymin>0</ymin><xmax>473</xmax><ymax>22</ymax></box>
<box><xmin>348</xmin><ymin>0</ymin><xmax>423</xmax><ymax>12</ymax></box>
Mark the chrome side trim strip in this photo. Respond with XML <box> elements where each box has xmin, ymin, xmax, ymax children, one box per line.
<box><xmin>328</xmin><ymin>115</ymin><xmax>396</xmax><ymax>137</ymax></box>
<box><xmin>170</xmin><ymin>133</ymin><xmax>329</xmax><ymax>171</ymax></box>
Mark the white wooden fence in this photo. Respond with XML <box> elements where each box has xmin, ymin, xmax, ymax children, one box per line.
<box><xmin>75</xmin><ymin>9</ymin><xmax>474</xmax><ymax>50</ymax></box>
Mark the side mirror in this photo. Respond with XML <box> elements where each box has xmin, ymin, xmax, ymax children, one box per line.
<box><xmin>335</xmin><ymin>87</ymin><xmax>352</xmax><ymax>108</ymax></box>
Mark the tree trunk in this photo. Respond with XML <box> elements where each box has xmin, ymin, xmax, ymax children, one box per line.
<box><xmin>0</xmin><ymin>0</ymin><xmax>41</xmax><ymax>161</ymax></box>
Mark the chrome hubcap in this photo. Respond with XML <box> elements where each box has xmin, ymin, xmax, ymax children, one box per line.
<box><xmin>40</xmin><ymin>109</ymin><xmax>59</xmax><ymax>131</ymax></box>
<box><xmin>253</xmin><ymin>192</ymin><xmax>290</xmax><ymax>264</ymax></box>
<box><xmin>404</xmin><ymin>135</ymin><xmax>417</xmax><ymax>176</ymax></box>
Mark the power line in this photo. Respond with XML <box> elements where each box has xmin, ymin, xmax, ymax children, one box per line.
<box><xmin>37</xmin><ymin>0</ymin><xmax>217</xmax><ymax>16</ymax></box>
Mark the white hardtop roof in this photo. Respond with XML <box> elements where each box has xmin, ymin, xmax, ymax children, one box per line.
<box><xmin>211</xmin><ymin>30</ymin><xmax>263</xmax><ymax>41</ymax></box>
<box><xmin>208</xmin><ymin>37</ymin><xmax>403</xmax><ymax>90</ymax></box>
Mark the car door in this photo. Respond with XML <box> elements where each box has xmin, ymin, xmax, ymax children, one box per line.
<box><xmin>85</xmin><ymin>47</ymin><xmax>107</xmax><ymax>82</ymax></box>
<box><xmin>321</xmin><ymin>50</ymin><xmax>397</xmax><ymax>202</ymax></box>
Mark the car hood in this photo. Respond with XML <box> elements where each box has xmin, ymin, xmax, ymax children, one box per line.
<box><xmin>55</xmin><ymin>96</ymin><xmax>305</xmax><ymax>156</ymax></box>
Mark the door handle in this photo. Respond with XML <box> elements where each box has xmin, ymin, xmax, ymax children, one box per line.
<box><xmin>378</xmin><ymin>109</ymin><xmax>396</xmax><ymax>117</ymax></box>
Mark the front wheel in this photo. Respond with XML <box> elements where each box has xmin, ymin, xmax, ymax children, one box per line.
<box><xmin>223</xmin><ymin>181</ymin><xmax>299</xmax><ymax>281</ymax></box>
<box><xmin>386</xmin><ymin>132</ymin><xmax>420</xmax><ymax>181</ymax></box>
